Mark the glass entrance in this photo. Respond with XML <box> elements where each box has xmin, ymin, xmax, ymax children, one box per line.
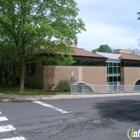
<box><xmin>107</xmin><ymin>62</ymin><xmax>121</xmax><ymax>92</ymax></box>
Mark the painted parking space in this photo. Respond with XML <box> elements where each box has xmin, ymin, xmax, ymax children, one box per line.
<box><xmin>0</xmin><ymin>137</ymin><xmax>26</xmax><ymax>140</ymax></box>
<box><xmin>0</xmin><ymin>125</ymin><xmax>16</xmax><ymax>133</ymax></box>
<box><xmin>33</xmin><ymin>101</ymin><xmax>68</xmax><ymax>114</ymax></box>
<box><xmin>0</xmin><ymin>117</ymin><xmax>8</xmax><ymax>122</ymax></box>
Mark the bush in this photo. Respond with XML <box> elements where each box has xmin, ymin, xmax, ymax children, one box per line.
<box><xmin>55</xmin><ymin>79</ymin><xmax>70</xmax><ymax>92</ymax></box>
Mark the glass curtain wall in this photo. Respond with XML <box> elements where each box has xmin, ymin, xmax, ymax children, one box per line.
<box><xmin>107</xmin><ymin>62</ymin><xmax>121</xmax><ymax>91</ymax></box>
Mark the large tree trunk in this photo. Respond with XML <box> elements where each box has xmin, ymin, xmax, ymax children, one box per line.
<box><xmin>12</xmin><ymin>64</ymin><xmax>16</xmax><ymax>87</ymax></box>
<box><xmin>19</xmin><ymin>61</ymin><xmax>25</xmax><ymax>92</ymax></box>
<box><xmin>19</xmin><ymin>51</ymin><xmax>25</xmax><ymax>92</ymax></box>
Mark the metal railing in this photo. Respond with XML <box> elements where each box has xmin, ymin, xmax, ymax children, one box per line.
<box><xmin>71</xmin><ymin>84</ymin><xmax>140</xmax><ymax>94</ymax></box>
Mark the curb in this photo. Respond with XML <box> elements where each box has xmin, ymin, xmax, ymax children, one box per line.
<box><xmin>0</xmin><ymin>93</ymin><xmax>140</xmax><ymax>102</ymax></box>
<box><xmin>0</xmin><ymin>98</ymin><xmax>39</xmax><ymax>103</ymax></box>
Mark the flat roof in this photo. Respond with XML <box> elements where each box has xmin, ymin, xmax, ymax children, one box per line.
<box><xmin>96</xmin><ymin>52</ymin><xmax>121</xmax><ymax>60</ymax></box>
<box><xmin>97</xmin><ymin>52</ymin><xmax>140</xmax><ymax>62</ymax></box>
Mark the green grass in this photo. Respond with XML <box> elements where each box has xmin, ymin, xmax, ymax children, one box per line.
<box><xmin>0</xmin><ymin>84</ymin><xmax>70</xmax><ymax>95</ymax></box>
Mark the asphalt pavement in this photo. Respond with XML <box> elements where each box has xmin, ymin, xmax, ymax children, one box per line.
<box><xmin>1</xmin><ymin>96</ymin><xmax>140</xmax><ymax>140</ymax></box>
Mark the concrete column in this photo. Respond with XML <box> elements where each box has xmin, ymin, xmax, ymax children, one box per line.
<box><xmin>78</xmin><ymin>67</ymin><xmax>82</xmax><ymax>82</ymax></box>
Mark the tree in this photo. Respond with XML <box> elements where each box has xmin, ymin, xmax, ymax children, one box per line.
<box><xmin>0</xmin><ymin>0</ymin><xmax>85</xmax><ymax>92</ymax></box>
<box><xmin>137</xmin><ymin>12</ymin><xmax>140</xmax><ymax>20</ymax></box>
<box><xmin>131</xmin><ymin>48</ymin><xmax>140</xmax><ymax>56</ymax></box>
<box><xmin>92</xmin><ymin>45</ymin><xmax>112</xmax><ymax>53</ymax></box>
<box><xmin>0</xmin><ymin>37</ymin><xmax>19</xmax><ymax>86</ymax></box>
<box><xmin>130</xmin><ymin>39</ymin><xmax>140</xmax><ymax>56</ymax></box>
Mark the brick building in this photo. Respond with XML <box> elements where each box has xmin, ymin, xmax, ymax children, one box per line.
<box><xmin>25</xmin><ymin>46</ymin><xmax>140</xmax><ymax>92</ymax></box>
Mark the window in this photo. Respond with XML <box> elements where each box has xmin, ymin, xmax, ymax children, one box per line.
<box><xmin>72</xmin><ymin>60</ymin><xmax>106</xmax><ymax>66</ymax></box>
<box><xmin>107</xmin><ymin>62</ymin><xmax>121</xmax><ymax>86</ymax></box>
<box><xmin>122</xmin><ymin>62</ymin><xmax>140</xmax><ymax>67</ymax></box>
<box><xmin>135</xmin><ymin>80</ymin><xmax>140</xmax><ymax>85</ymax></box>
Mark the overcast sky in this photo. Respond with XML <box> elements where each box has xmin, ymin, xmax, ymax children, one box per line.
<box><xmin>75</xmin><ymin>0</ymin><xmax>140</xmax><ymax>51</ymax></box>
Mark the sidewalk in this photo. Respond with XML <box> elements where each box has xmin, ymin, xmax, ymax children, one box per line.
<box><xmin>0</xmin><ymin>92</ymin><xmax>140</xmax><ymax>102</ymax></box>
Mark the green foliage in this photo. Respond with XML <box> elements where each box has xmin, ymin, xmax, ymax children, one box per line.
<box><xmin>0</xmin><ymin>0</ymin><xmax>86</xmax><ymax>60</ymax></box>
<box><xmin>55</xmin><ymin>79</ymin><xmax>71</xmax><ymax>92</ymax></box>
<box><xmin>0</xmin><ymin>0</ymin><xmax>86</xmax><ymax>92</ymax></box>
<box><xmin>0</xmin><ymin>84</ymin><xmax>70</xmax><ymax>95</ymax></box>
<box><xmin>92</xmin><ymin>45</ymin><xmax>112</xmax><ymax>53</ymax></box>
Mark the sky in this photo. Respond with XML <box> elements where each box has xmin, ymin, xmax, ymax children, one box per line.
<box><xmin>75</xmin><ymin>0</ymin><xmax>140</xmax><ymax>52</ymax></box>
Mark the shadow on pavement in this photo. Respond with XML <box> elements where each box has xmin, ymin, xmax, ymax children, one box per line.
<box><xmin>93</xmin><ymin>99</ymin><xmax>140</xmax><ymax>123</ymax></box>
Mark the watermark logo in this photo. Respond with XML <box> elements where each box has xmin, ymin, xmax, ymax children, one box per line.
<box><xmin>127</xmin><ymin>127</ymin><xmax>140</xmax><ymax>140</ymax></box>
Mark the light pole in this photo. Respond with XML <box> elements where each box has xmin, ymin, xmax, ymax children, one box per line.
<box><xmin>71</xmin><ymin>71</ymin><xmax>74</xmax><ymax>84</ymax></box>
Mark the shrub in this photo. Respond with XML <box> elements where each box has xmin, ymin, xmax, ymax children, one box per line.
<box><xmin>55</xmin><ymin>79</ymin><xmax>70</xmax><ymax>92</ymax></box>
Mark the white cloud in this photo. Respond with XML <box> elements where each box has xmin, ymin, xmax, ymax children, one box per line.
<box><xmin>77</xmin><ymin>22</ymin><xmax>138</xmax><ymax>51</ymax></box>
<box><xmin>75</xmin><ymin>0</ymin><xmax>140</xmax><ymax>51</ymax></box>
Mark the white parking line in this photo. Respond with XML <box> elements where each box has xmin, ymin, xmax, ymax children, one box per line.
<box><xmin>0</xmin><ymin>117</ymin><xmax>8</xmax><ymax>121</ymax></box>
<box><xmin>0</xmin><ymin>137</ymin><xmax>26</xmax><ymax>140</ymax></box>
<box><xmin>0</xmin><ymin>125</ymin><xmax>16</xmax><ymax>132</ymax></box>
<box><xmin>33</xmin><ymin>101</ymin><xmax>68</xmax><ymax>114</ymax></box>
<box><xmin>0</xmin><ymin>112</ymin><xmax>1</xmax><ymax>114</ymax></box>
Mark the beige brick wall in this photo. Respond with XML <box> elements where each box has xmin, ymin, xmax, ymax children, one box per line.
<box><xmin>25</xmin><ymin>66</ymin><xmax>43</xmax><ymax>88</ymax></box>
<box><xmin>43</xmin><ymin>66</ymin><xmax>79</xmax><ymax>90</ymax></box>
<box><xmin>43</xmin><ymin>66</ymin><xmax>107</xmax><ymax>90</ymax></box>
<box><xmin>25</xmin><ymin>65</ymin><xmax>140</xmax><ymax>90</ymax></box>
<box><xmin>121</xmin><ymin>67</ymin><xmax>140</xmax><ymax>85</ymax></box>
<box><xmin>82</xmin><ymin>67</ymin><xmax>107</xmax><ymax>85</ymax></box>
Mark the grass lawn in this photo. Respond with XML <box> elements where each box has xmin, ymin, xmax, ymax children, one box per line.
<box><xmin>0</xmin><ymin>84</ymin><xmax>70</xmax><ymax>95</ymax></box>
